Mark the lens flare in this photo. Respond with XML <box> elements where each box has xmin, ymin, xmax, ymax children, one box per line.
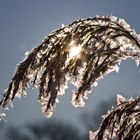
<box><xmin>68</xmin><ymin>40</ymin><xmax>82</xmax><ymax>59</ymax></box>
<box><xmin>69</xmin><ymin>45</ymin><xmax>82</xmax><ymax>58</ymax></box>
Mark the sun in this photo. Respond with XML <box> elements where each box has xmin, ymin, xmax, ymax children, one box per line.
<box><xmin>68</xmin><ymin>40</ymin><xmax>82</xmax><ymax>59</ymax></box>
<box><xmin>69</xmin><ymin>46</ymin><xmax>82</xmax><ymax>58</ymax></box>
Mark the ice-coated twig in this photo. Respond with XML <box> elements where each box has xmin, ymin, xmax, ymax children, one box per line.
<box><xmin>90</xmin><ymin>95</ymin><xmax>140</xmax><ymax>140</ymax></box>
<box><xmin>0</xmin><ymin>15</ymin><xmax>140</xmax><ymax>118</ymax></box>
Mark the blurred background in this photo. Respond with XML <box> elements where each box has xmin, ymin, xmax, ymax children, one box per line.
<box><xmin>0</xmin><ymin>0</ymin><xmax>140</xmax><ymax>139</ymax></box>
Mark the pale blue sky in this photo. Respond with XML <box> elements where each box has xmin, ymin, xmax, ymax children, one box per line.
<box><xmin>0</xmin><ymin>0</ymin><xmax>140</xmax><ymax>130</ymax></box>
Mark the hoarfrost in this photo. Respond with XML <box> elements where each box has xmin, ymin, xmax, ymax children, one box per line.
<box><xmin>89</xmin><ymin>131</ymin><xmax>96</xmax><ymax>140</ymax></box>
<box><xmin>1</xmin><ymin>15</ymin><xmax>140</xmax><ymax>122</ymax></box>
<box><xmin>61</xmin><ymin>24</ymin><xmax>65</xmax><ymax>28</ymax></box>
<box><xmin>93</xmin><ymin>81</ymin><xmax>98</xmax><ymax>87</ymax></box>
<box><xmin>24</xmin><ymin>51</ymin><xmax>29</xmax><ymax>56</ymax></box>
<box><xmin>109</xmin><ymin>15</ymin><xmax>117</xmax><ymax>22</ymax></box>
<box><xmin>90</xmin><ymin>95</ymin><xmax>140</xmax><ymax>139</ymax></box>
<box><xmin>117</xmin><ymin>94</ymin><xmax>126</xmax><ymax>104</ymax></box>
<box><xmin>135</xmin><ymin>58</ymin><xmax>140</xmax><ymax>66</ymax></box>
<box><xmin>72</xmin><ymin>93</ymin><xmax>85</xmax><ymax>107</ymax></box>
<box><xmin>0</xmin><ymin>113</ymin><xmax>6</xmax><ymax>121</ymax></box>
<box><xmin>115</xmin><ymin>65</ymin><xmax>120</xmax><ymax>73</ymax></box>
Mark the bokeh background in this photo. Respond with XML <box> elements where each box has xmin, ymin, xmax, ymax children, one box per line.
<box><xmin>0</xmin><ymin>0</ymin><xmax>140</xmax><ymax>139</ymax></box>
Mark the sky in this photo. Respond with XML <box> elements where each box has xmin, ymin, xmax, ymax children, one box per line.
<box><xmin>0</xmin><ymin>0</ymin><xmax>140</xmax><ymax>132</ymax></box>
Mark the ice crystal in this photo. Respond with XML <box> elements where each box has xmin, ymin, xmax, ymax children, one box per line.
<box><xmin>93</xmin><ymin>81</ymin><xmax>98</xmax><ymax>87</ymax></box>
<box><xmin>0</xmin><ymin>111</ymin><xmax>6</xmax><ymax>122</ymax></box>
<box><xmin>89</xmin><ymin>131</ymin><xmax>97</xmax><ymax>140</ymax></box>
<box><xmin>24</xmin><ymin>51</ymin><xmax>29</xmax><ymax>56</ymax></box>
<box><xmin>115</xmin><ymin>65</ymin><xmax>120</xmax><ymax>73</ymax></box>
<box><xmin>0</xmin><ymin>15</ymin><xmax>140</xmax><ymax>119</ymax></box>
<box><xmin>117</xmin><ymin>94</ymin><xmax>126</xmax><ymax>104</ymax></box>
<box><xmin>61</xmin><ymin>24</ymin><xmax>65</xmax><ymax>28</ymax></box>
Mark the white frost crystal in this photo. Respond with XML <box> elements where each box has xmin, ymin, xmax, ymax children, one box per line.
<box><xmin>89</xmin><ymin>131</ymin><xmax>96</xmax><ymax>140</ymax></box>
<box><xmin>61</xmin><ymin>24</ymin><xmax>65</xmax><ymax>28</ymax></box>
<box><xmin>93</xmin><ymin>81</ymin><xmax>98</xmax><ymax>87</ymax></box>
<box><xmin>115</xmin><ymin>65</ymin><xmax>120</xmax><ymax>73</ymax></box>
<box><xmin>72</xmin><ymin>93</ymin><xmax>85</xmax><ymax>107</ymax></box>
<box><xmin>117</xmin><ymin>94</ymin><xmax>126</xmax><ymax>105</ymax></box>
<box><xmin>24</xmin><ymin>51</ymin><xmax>29</xmax><ymax>56</ymax></box>
<box><xmin>109</xmin><ymin>15</ymin><xmax>117</xmax><ymax>22</ymax></box>
<box><xmin>0</xmin><ymin>113</ymin><xmax>6</xmax><ymax>121</ymax></box>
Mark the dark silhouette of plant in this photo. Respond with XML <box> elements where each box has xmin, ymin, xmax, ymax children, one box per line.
<box><xmin>0</xmin><ymin>15</ymin><xmax>140</xmax><ymax>139</ymax></box>
<box><xmin>89</xmin><ymin>95</ymin><xmax>140</xmax><ymax>140</ymax></box>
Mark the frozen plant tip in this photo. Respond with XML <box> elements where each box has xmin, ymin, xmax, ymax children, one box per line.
<box><xmin>0</xmin><ymin>112</ymin><xmax>6</xmax><ymax>122</ymax></box>
<box><xmin>0</xmin><ymin>15</ymin><xmax>140</xmax><ymax>118</ymax></box>
<box><xmin>90</xmin><ymin>96</ymin><xmax>140</xmax><ymax>140</ymax></box>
